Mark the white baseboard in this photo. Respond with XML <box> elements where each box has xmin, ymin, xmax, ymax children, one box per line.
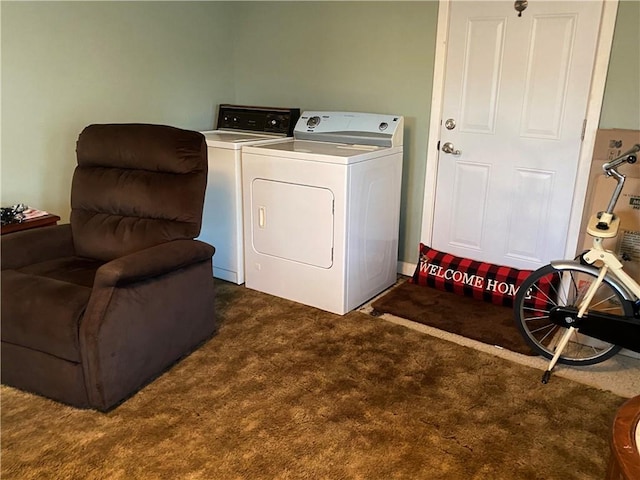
<box><xmin>397</xmin><ymin>261</ymin><xmax>415</xmax><ymax>277</ymax></box>
<box><xmin>621</xmin><ymin>349</ymin><xmax>640</xmax><ymax>359</ymax></box>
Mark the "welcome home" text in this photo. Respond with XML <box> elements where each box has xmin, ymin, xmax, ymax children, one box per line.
<box><xmin>420</xmin><ymin>262</ymin><xmax>519</xmax><ymax>296</ymax></box>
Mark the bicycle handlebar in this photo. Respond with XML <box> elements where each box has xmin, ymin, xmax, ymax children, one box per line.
<box><xmin>602</xmin><ymin>143</ymin><xmax>640</xmax><ymax>173</ymax></box>
<box><xmin>600</xmin><ymin>143</ymin><xmax>639</xmax><ymax>217</ymax></box>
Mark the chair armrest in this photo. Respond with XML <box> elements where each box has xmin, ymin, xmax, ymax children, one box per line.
<box><xmin>1</xmin><ymin>224</ymin><xmax>75</xmax><ymax>270</ymax></box>
<box><xmin>93</xmin><ymin>239</ymin><xmax>214</xmax><ymax>288</ymax></box>
<box><xmin>80</xmin><ymin>239</ymin><xmax>215</xmax><ymax>410</ymax></box>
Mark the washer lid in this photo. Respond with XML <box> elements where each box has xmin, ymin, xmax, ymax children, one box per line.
<box><xmin>294</xmin><ymin>112</ymin><xmax>404</xmax><ymax>147</ymax></box>
<box><xmin>201</xmin><ymin>131</ymin><xmax>289</xmax><ymax>149</ymax></box>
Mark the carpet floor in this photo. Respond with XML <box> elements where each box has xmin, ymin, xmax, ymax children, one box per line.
<box><xmin>1</xmin><ymin>280</ymin><xmax>625</xmax><ymax>479</ymax></box>
<box><xmin>370</xmin><ymin>280</ymin><xmax>535</xmax><ymax>356</ymax></box>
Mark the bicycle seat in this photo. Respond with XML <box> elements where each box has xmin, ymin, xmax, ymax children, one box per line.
<box><xmin>586</xmin><ymin>212</ymin><xmax>620</xmax><ymax>238</ymax></box>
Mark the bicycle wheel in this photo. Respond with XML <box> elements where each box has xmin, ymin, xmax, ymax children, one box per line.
<box><xmin>514</xmin><ymin>264</ymin><xmax>629</xmax><ymax>365</ymax></box>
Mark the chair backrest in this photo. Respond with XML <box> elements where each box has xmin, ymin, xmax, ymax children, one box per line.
<box><xmin>71</xmin><ymin>124</ymin><xmax>207</xmax><ymax>261</ymax></box>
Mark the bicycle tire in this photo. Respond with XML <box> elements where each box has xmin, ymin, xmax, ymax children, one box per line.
<box><xmin>514</xmin><ymin>264</ymin><xmax>629</xmax><ymax>366</ymax></box>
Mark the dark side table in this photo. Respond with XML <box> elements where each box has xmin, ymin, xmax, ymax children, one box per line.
<box><xmin>607</xmin><ymin>395</ymin><xmax>640</xmax><ymax>480</ymax></box>
<box><xmin>1</xmin><ymin>214</ymin><xmax>61</xmax><ymax>235</ymax></box>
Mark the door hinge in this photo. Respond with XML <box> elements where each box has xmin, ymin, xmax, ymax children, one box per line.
<box><xmin>581</xmin><ymin>119</ymin><xmax>587</xmax><ymax>141</ymax></box>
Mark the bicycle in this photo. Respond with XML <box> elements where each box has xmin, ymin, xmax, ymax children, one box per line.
<box><xmin>513</xmin><ymin>143</ymin><xmax>640</xmax><ymax>383</ymax></box>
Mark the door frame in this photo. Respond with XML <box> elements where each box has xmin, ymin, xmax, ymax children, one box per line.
<box><xmin>419</xmin><ymin>0</ymin><xmax>619</xmax><ymax>265</ymax></box>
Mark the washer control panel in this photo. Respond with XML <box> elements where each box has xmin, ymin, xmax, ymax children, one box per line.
<box><xmin>216</xmin><ymin>105</ymin><xmax>301</xmax><ymax>136</ymax></box>
<box><xmin>306</xmin><ymin>116</ymin><xmax>322</xmax><ymax>128</ymax></box>
<box><xmin>295</xmin><ymin>111</ymin><xmax>404</xmax><ymax>147</ymax></box>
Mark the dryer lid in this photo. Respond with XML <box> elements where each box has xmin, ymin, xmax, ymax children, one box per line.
<box><xmin>294</xmin><ymin>112</ymin><xmax>404</xmax><ymax>147</ymax></box>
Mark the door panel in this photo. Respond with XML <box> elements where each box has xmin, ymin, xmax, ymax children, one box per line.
<box><xmin>460</xmin><ymin>17</ymin><xmax>505</xmax><ymax>134</ymax></box>
<box><xmin>506</xmin><ymin>168</ymin><xmax>554</xmax><ymax>261</ymax></box>
<box><xmin>520</xmin><ymin>15</ymin><xmax>576</xmax><ymax>139</ymax></box>
<box><xmin>251</xmin><ymin>179</ymin><xmax>334</xmax><ymax>268</ymax></box>
<box><xmin>433</xmin><ymin>1</ymin><xmax>603</xmax><ymax>269</ymax></box>
<box><xmin>450</xmin><ymin>162</ymin><xmax>490</xmax><ymax>249</ymax></box>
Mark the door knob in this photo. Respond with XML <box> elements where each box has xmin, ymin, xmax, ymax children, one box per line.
<box><xmin>441</xmin><ymin>142</ymin><xmax>461</xmax><ymax>155</ymax></box>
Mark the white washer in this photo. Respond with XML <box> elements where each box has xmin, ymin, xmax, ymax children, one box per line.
<box><xmin>242</xmin><ymin>111</ymin><xmax>404</xmax><ymax>314</ymax></box>
<box><xmin>198</xmin><ymin>105</ymin><xmax>300</xmax><ymax>284</ymax></box>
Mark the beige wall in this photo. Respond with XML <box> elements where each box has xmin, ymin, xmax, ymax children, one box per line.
<box><xmin>1</xmin><ymin>1</ymin><xmax>637</xmax><ymax>265</ymax></box>
<box><xmin>599</xmin><ymin>0</ymin><xmax>640</xmax><ymax>130</ymax></box>
<box><xmin>1</xmin><ymin>1</ymin><xmax>236</xmax><ymax>220</ymax></box>
<box><xmin>231</xmin><ymin>1</ymin><xmax>438</xmax><ymax>263</ymax></box>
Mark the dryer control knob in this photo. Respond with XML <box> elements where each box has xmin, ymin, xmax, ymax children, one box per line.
<box><xmin>307</xmin><ymin>116</ymin><xmax>321</xmax><ymax>128</ymax></box>
<box><xmin>379</xmin><ymin>122</ymin><xmax>388</xmax><ymax>131</ymax></box>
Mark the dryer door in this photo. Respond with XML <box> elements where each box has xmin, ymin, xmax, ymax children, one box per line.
<box><xmin>250</xmin><ymin>179</ymin><xmax>334</xmax><ymax>268</ymax></box>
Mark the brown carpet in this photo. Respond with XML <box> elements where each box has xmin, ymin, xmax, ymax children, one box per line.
<box><xmin>371</xmin><ymin>280</ymin><xmax>536</xmax><ymax>356</ymax></box>
<box><xmin>1</xmin><ymin>280</ymin><xmax>625</xmax><ymax>479</ymax></box>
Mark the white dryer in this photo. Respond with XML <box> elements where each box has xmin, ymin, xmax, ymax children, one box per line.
<box><xmin>198</xmin><ymin>105</ymin><xmax>300</xmax><ymax>284</ymax></box>
<box><xmin>242</xmin><ymin>111</ymin><xmax>404</xmax><ymax>314</ymax></box>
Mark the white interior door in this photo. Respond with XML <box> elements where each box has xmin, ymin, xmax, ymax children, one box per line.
<box><xmin>431</xmin><ymin>0</ymin><xmax>603</xmax><ymax>269</ymax></box>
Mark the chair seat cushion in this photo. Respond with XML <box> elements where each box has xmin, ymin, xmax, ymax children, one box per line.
<box><xmin>17</xmin><ymin>256</ymin><xmax>104</xmax><ymax>288</ymax></box>
<box><xmin>1</xmin><ymin>259</ymin><xmax>98</xmax><ymax>362</ymax></box>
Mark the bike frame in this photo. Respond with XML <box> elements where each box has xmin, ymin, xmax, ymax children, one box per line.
<box><xmin>542</xmin><ymin>144</ymin><xmax>640</xmax><ymax>379</ymax></box>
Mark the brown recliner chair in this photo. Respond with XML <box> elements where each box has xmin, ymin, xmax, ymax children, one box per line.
<box><xmin>1</xmin><ymin>124</ymin><xmax>216</xmax><ymax>411</ymax></box>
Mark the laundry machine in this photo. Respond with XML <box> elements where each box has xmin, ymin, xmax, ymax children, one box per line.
<box><xmin>198</xmin><ymin>104</ymin><xmax>300</xmax><ymax>284</ymax></box>
<box><xmin>241</xmin><ymin>111</ymin><xmax>404</xmax><ymax>314</ymax></box>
